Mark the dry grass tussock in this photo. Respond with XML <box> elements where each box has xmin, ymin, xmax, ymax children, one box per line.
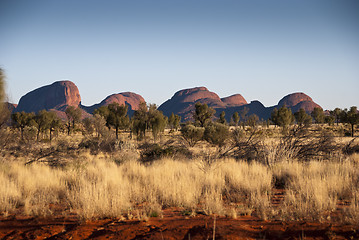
<box><xmin>0</xmin><ymin>155</ymin><xmax>271</xmax><ymax>219</ymax></box>
<box><xmin>1</xmin><ymin>151</ymin><xmax>359</xmax><ymax>224</ymax></box>
<box><xmin>274</xmin><ymin>159</ymin><xmax>359</xmax><ymax>222</ymax></box>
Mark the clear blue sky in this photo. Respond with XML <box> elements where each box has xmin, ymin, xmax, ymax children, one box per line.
<box><xmin>1</xmin><ymin>0</ymin><xmax>358</xmax><ymax>110</ymax></box>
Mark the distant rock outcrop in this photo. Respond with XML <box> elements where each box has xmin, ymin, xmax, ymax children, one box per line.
<box><xmin>16</xmin><ymin>80</ymin><xmax>81</xmax><ymax>113</ymax></box>
<box><xmin>81</xmin><ymin>92</ymin><xmax>145</xmax><ymax>115</ymax></box>
<box><xmin>158</xmin><ymin>87</ymin><xmax>247</xmax><ymax>121</ymax></box>
<box><xmin>159</xmin><ymin>88</ymin><xmax>321</xmax><ymax>122</ymax></box>
<box><xmin>13</xmin><ymin>81</ymin><xmax>322</xmax><ymax>123</ymax></box>
<box><xmin>221</xmin><ymin>94</ymin><xmax>247</xmax><ymax>107</ymax></box>
<box><xmin>277</xmin><ymin>92</ymin><xmax>321</xmax><ymax>113</ymax></box>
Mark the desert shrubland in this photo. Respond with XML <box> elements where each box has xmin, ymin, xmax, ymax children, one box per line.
<box><xmin>1</xmin><ymin>145</ymin><xmax>359</xmax><ymax>224</ymax></box>
<box><xmin>1</xmin><ymin>99</ymin><xmax>359</xmax><ymax>225</ymax></box>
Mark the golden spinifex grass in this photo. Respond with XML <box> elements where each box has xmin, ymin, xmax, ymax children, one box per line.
<box><xmin>0</xmin><ymin>154</ymin><xmax>359</xmax><ymax>223</ymax></box>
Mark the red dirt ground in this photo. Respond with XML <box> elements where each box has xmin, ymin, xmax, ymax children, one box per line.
<box><xmin>1</xmin><ymin>207</ymin><xmax>359</xmax><ymax>240</ymax></box>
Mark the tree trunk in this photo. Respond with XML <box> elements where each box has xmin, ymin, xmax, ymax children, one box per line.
<box><xmin>115</xmin><ymin>127</ymin><xmax>119</xmax><ymax>139</ymax></box>
<box><xmin>67</xmin><ymin>122</ymin><xmax>71</xmax><ymax>135</ymax></box>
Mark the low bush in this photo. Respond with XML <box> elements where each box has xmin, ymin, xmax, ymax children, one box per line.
<box><xmin>180</xmin><ymin>124</ymin><xmax>204</xmax><ymax>147</ymax></box>
<box><xmin>139</xmin><ymin>143</ymin><xmax>192</xmax><ymax>163</ymax></box>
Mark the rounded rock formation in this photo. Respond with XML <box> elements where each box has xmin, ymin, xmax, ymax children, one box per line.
<box><xmin>278</xmin><ymin>92</ymin><xmax>313</xmax><ymax>107</ymax></box>
<box><xmin>100</xmin><ymin>92</ymin><xmax>145</xmax><ymax>110</ymax></box>
<box><xmin>221</xmin><ymin>94</ymin><xmax>247</xmax><ymax>107</ymax></box>
<box><xmin>277</xmin><ymin>92</ymin><xmax>321</xmax><ymax>113</ymax></box>
<box><xmin>16</xmin><ymin>80</ymin><xmax>81</xmax><ymax>113</ymax></box>
<box><xmin>81</xmin><ymin>92</ymin><xmax>146</xmax><ymax>115</ymax></box>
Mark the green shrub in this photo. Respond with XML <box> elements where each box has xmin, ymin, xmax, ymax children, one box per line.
<box><xmin>139</xmin><ymin>143</ymin><xmax>191</xmax><ymax>163</ymax></box>
<box><xmin>203</xmin><ymin>122</ymin><xmax>229</xmax><ymax>148</ymax></box>
<box><xmin>180</xmin><ymin>124</ymin><xmax>204</xmax><ymax>147</ymax></box>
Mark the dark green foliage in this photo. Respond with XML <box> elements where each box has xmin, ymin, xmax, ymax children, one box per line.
<box><xmin>325</xmin><ymin>115</ymin><xmax>335</xmax><ymax>126</ymax></box>
<box><xmin>294</xmin><ymin>108</ymin><xmax>312</xmax><ymax>127</ymax></box>
<box><xmin>132</xmin><ymin>102</ymin><xmax>148</xmax><ymax>140</ymax></box>
<box><xmin>193</xmin><ymin>102</ymin><xmax>215</xmax><ymax>127</ymax></box>
<box><xmin>148</xmin><ymin>104</ymin><xmax>167</xmax><ymax>142</ymax></box>
<box><xmin>131</xmin><ymin>103</ymin><xmax>167</xmax><ymax>141</ymax></box>
<box><xmin>94</xmin><ymin>103</ymin><xmax>130</xmax><ymax>139</ymax></box>
<box><xmin>331</xmin><ymin>108</ymin><xmax>342</xmax><ymax>125</ymax></box>
<box><xmin>11</xmin><ymin>112</ymin><xmax>35</xmax><ymax>140</ymax></box>
<box><xmin>232</xmin><ymin>112</ymin><xmax>240</xmax><ymax>126</ymax></box>
<box><xmin>204</xmin><ymin>122</ymin><xmax>229</xmax><ymax>148</ymax></box>
<box><xmin>271</xmin><ymin>106</ymin><xmax>294</xmax><ymax>131</ymax></box>
<box><xmin>270</xmin><ymin>108</ymin><xmax>279</xmax><ymax>127</ymax></box>
<box><xmin>83</xmin><ymin>114</ymin><xmax>107</xmax><ymax>138</ymax></box>
<box><xmin>311</xmin><ymin>107</ymin><xmax>325</xmax><ymax>124</ymax></box>
<box><xmin>139</xmin><ymin>143</ymin><xmax>191</xmax><ymax>163</ymax></box>
<box><xmin>94</xmin><ymin>105</ymin><xmax>111</xmax><ymax>129</ymax></box>
<box><xmin>34</xmin><ymin>110</ymin><xmax>59</xmax><ymax>141</ymax></box>
<box><xmin>217</xmin><ymin>111</ymin><xmax>227</xmax><ymax>124</ymax></box>
<box><xmin>65</xmin><ymin>106</ymin><xmax>82</xmax><ymax>135</ymax></box>
<box><xmin>239</xmin><ymin>107</ymin><xmax>249</xmax><ymax>129</ymax></box>
<box><xmin>168</xmin><ymin>113</ymin><xmax>181</xmax><ymax>131</ymax></box>
<box><xmin>107</xmin><ymin>103</ymin><xmax>130</xmax><ymax>139</ymax></box>
<box><xmin>246</xmin><ymin>114</ymin><xmax>259</xmax><ymax>129</ymax></box>
<box><xmin>78</xmin><ymin>136</ymin><xmax>120</xmax><ymax>154</ymax></box>
<box><xmin>341</xmin><ymin>106</ymin><xmax>359</xmax><ymax>137</ymax></box>
<box><xmin>47</xmin><ymin>112</ymin><xmax>61</xmax><ymax>142</ymax></box>
<box><xmin>180</xmin><ymin>123</ymin><xmax>205</xmax><ymax>147</ymax></box>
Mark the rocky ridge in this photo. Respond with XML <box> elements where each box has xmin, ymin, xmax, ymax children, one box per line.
<box><xmin>11</xmin><ymin>81</ymin><xmax>322</xmax><ymax>122</ymax></box>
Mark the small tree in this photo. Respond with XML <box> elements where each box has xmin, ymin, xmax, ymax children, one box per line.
<box><xmin>331</xmin><ymin>108</ymin><xmax>342</xmax><ymax>126</ymax></box>
<box><xmin>93</xmin><ymin>114</ymin><xmax>107</xmax><ymax>138</ymax></box>
<box><xmin>246</xmin><ymin>114</ymin><xmax>259</xmax><ymax>129</ymax></box>
<box><xmin>65</xmin><ymin>106</ymin><xmax>82</xmax><ymax>135</ymax></box>
<box><xmin>148</xmin><ymin>104</ymin><xmax>167</xmax><ymax>142</ymax></box>
<box><xmin>180</xmin><ymin>123</ymin><xmax>204</xmax><ymax>147</ymax></box>
<box><xmin>271</xmin><ymin>106</ymin><xmax>294</xmax><ymax>131</ymax></box>
<box><xmin>168</xmin><ymin>113</ymin><xmax>181</xmax><ymax>132</ymax></box>
<box><xmin>294</xmin><ymin>108</ymin><xmax>312</xmax><ymax>127</ymax></box>
<box><xmin>239</xmin><ymin>107</ymin><xmax>249</xmax><ymax>129</ymax></box>
<box><xmin>270</xmin><ymin>108</ymin><xmax>279</xmax><ymax>127</ymax></box>
<box><xmin>34</xmin><ymin>110</ymin><xmax>53</xmax><ymax>141</ymax></box>
<box><xmin>132</xmin><ymin>102</ymin><xmax>148</xmax><ymax>140</ymax></box>
<box><xmin>193</xmin><ymin>102</ymin><xmax>215</xmax><ymax>127</ymax></box>
<box><xmin>311</xmin><ymin>107</ymin><xmax>325</xmax><ymax>124</ymax></box>
<box><xmin>203</xmin><ymin>122</ymin><xmax>229</xmax><ymax>148</ymax></box>
<box><xmin>83</xmin><ymin>117</ymin><xmax>94</xmax><ymax>136</ymax></box>
<box><xmin>11</xmin><ymin>112</ymin><xmax>35</xmax><ymax>140</ymax></box>
<box><xmin>232</xmin><ymin>112</ymin><xmax>240</xmax><ymax>127</ymax></box>
<box><xmin>94</xmin><ymin>105</ymin><xmax>111</xmax><ymax>129</ymax></box>
<box><xmin>325</xmin><ymin>115</ymin><xmax>335</xmax><ymax>126</ymax></box>
<box><xmin>343</xmin><ymin>106</ymin><xmax>359</xmax><ymax>137</ymax></box>
<box><xmin>106</xmin><ymin>103</ymin><xmax>130</xmax><ymax>139</ymax></box>
<box><xmin>47</xmin><ymin>112</ymin><xmax>61</xmax><ymax>142</ymax></box>
<box><xmin>217</xmin><ymin>111</ymin><xmax>227</xmax><ymax>125</ymax></box>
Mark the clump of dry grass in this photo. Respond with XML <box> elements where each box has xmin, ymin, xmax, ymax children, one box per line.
<box><xmin>1</xmin><ymin>146</ymin><xmax>359</xmax><ymax>224</ymax></box>
<box><xmin>276</xmin><ymin>159</ymin><xmax>359</xmax><ymax>222</ymax></box>
<box><xmin>0</xmin><ymin>161</ymin><xmax>66</xmax><ymax>216</ymax></box>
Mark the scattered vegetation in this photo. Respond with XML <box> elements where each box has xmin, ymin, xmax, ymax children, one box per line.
<box><xmin>1</xmin><ymin>70</ymin><xmax>359</xmax><ymax>225</ymax></box>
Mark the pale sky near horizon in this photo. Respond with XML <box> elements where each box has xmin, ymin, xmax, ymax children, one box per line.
<box><xmin>1</xmin><ymin>0</ymin><xmax>358</xmax><ymax>110</ymax></box>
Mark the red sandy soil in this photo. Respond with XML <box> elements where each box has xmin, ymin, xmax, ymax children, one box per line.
<box><xmin>1</xmin><ymin>207</ymin><xmax>359</xmax><ymax>240</ymax></box>
<box><xmin>1</xmin><ymin>190</ymin><xmax>358</xmax><ymax>239</ymax></box>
